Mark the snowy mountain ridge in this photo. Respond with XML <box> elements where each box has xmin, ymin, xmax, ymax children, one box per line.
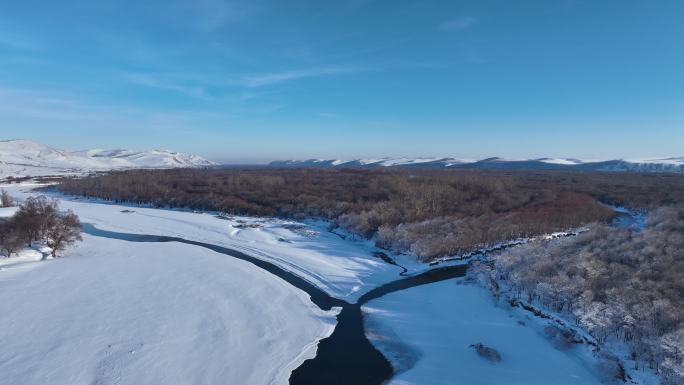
<box><xmin>0</xmin><ymin>139</ymin><xmax>217</xmax><ymax>178</ymax></box>
<box><xmin>270</xmin><ymin>156</ymin><xmax>684</xmax><ymax>172</ymax></box>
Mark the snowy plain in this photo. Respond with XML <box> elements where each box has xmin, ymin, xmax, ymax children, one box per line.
<box><xmin>0</xmin><ymin>234</ymin><xmax>337</xmax><ymax>385</ymax></box>
<box><xmin>0</xmin><ymin>206</ymin><xmax>18</xmax><ymax>217</ymax></box>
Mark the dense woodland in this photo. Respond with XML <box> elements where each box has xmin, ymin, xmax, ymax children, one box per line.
<box><xmin>472</xmin><ymin>205</ymin><xmax>684</xmax><ymax>384</ymax></box>
<box><xmin>58</xmin><ymin>168</ymin><xmax>684</xmax><ymax>260</ymax></box>
<box><xmin>57</xmin><ymin>168</ymin><xmax>627</xmax><ymax>259</ymax></box>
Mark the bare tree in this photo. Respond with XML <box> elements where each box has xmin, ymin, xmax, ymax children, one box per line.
<box><xmin>45</xmin><ymin>210</ymin><xmax>82</xmax><ymax>258</ymax></box>
<box><xmin>13</xmin><ymin>196</ymin><xmax>58</xmax><ymax>246</ymax></box>
<box><xmin>0</xmin><ymin>196</ymin><xmax>83</xmax><ymax>258</ymax></box>
<box><xmin>0</xmin><ymin>189</ymin><xmax>14</xmax><ymax>208</ymax></box>
<box><xmin>0</xmin><ymin>219</ymin><xmax>23</xmax><ymax>257</ymax></box>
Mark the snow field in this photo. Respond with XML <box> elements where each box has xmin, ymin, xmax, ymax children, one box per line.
<box><xmin>363</xmin><ymin>279</ymin><xmax>605</xmax><ymax>385</ymax></box>
<box><xmin>0</xmin><ymin>234</ymin><xmax>338</xmax><ymax>385</ymax></box>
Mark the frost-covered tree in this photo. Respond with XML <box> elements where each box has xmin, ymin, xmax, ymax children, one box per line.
<box><xmin>13</xmin><ymin>196</ymin><xmax>58</xmax><ymax>246</ymax></box>
<box><xmin>474</xmin><ymin>205</ymin><xmax>684</xmax><ymax>383</ymax></box>
<box><xmin>0</xmin><ymin>219</ymin><xmax>23</xmax><ymax>257</ymax></box>
<box><xmin>45</xmin><ymin>210</ymin><xmax>82</xmax><ymax>258</ymax></box>
<box><xmin>2</xmin><ymin>196</ymin><xmax>82</xmax><ymax>258</ymax></box>
<box><xmin>0</xmin><ymin>189</ymin><xmax>14</xmax><ymax>208</ymax></box>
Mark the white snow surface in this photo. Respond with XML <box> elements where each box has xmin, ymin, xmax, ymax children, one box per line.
<box><xmin>354</xmin><ymin>157</ymin><xmax>453</xmax><ymax>166</ymax></box>
<box><xmin>363</xmin><ymin>279</ymin><xmax>606</xmax><ymax>385</ymax></box>
<box><xmin>0</xmin><ymin>206</ymin><xmax>18</xmax><ymax>217</ymax></box>
<box><xmin>0</xmin><ymin>139</ymin><xmax>216</xmax><ymax>178</ymax></box>
<box><xmin>0</xmin><ymin>234</ymin><xmax>337</xmax><ymax>385</ymax></box>
<box><xmin>375</xmin><ymin>157</ymin><xmax>455</xmax><ymax>166</ymax></box>
<box><xmin>536</xmin><ymin>157</ymin><xmax>584</xmax><ymax>165</ymax></box>
<box><xmin>628</xmin><ymin>156</ymin><xmax>684</xmax><ymax>165</ymax></box>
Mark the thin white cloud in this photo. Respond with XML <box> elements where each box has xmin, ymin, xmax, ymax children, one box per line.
<box><xmin>0</xmin><ymin>86</ymin><xmax>224</xmax><ymax>134</ymax></box>
<box><xmin>121</xmin><ymin>67</ymin><xmax>361</xmax><ymax>100</ymax></box>
<box><xmin>168</xmin><ymin>0</ymin><xmax>257</xmax><ymax>32</ymax></box>
<box><xmin>0</xmin><ymin>31</ymin><xmax>37</xmax><ymax>50</ymax></box>
<box><xmin>317</xmin><ymin>112</ymin><xmax>338</xmax><ymax>118</ymax></box>
<box><xmin>438</xmin><ymin>17</ymin><xmax>477</xmax><ymax>31</ymax></box>
<box><xmin>240</xmin><ymin>67</ymin><xmax>360</xmax><ymax>88</ymax></box>
<box><xmin>0</xmin><ymin>87</ymin><xmax>81</xmax><ymax>119</ymax></box>
<box><xmin>122</xmin><ymin>73</ymin><xmax>212</xmax><ymax>100</ymax></box>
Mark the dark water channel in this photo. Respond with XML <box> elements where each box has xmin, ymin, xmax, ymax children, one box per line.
<box><xmin>81</xmin><ymin>223</ymin><xmax>468</xmax><ymax>385</ymax></box>
<box><xmin>290</xmin><ymin>264</ymin><xmax>468</xmax><ymax>385</ymax></box>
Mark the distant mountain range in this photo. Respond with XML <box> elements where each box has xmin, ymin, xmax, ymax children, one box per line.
<box><xmin>3</xmin><ymin>139</ymin><xmax>682</xmax><ymax>178</ymax></box>
<box><xmin>0</xmin><ymin>139</ymin><xmax>216</xmax><ymax>178</ymax></box>
<box><xmin>270</xmin><ymin>157</ymin><xmax>684</xmax><ymax>172</ymax></box>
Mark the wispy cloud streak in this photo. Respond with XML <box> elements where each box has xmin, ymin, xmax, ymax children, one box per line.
<box><xmin>121</xmin><ymin>66</ymin><xmax>363</xmax><ymax>100</ymax></box>
<box><xmin>317</xmin><ymin>112</ymin><xmax>338</xmax><ymax>118</ymax></box>
<box><xmin>240</xmin><ymin>67</ymin><xmax>361</xmax><ymax>88</ymax></box>
<box><xmin>438</xmin><ymin>17</ymin><xmax>477</xmax><ymax>31</ymax></box>
<box><xmin>0</xmin><ymin>31</ymin><xmax>38</xmax><ymax>50</ymax></box>
<box><xmin>122</xmin><ymin>73</ymin><xmax>212</xmax><ymax>100</ymax></box>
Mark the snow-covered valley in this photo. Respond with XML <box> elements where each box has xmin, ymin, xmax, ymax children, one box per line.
<box><xmin>0</xmin><ymin>181</ymin><xmax>646</xmax><ymax>385</ymax></box>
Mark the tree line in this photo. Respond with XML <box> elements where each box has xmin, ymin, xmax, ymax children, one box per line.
<box><xmin>0</xmin><ymin>195</ymin><xmax>82</xmax><ymax>258</ymax></box>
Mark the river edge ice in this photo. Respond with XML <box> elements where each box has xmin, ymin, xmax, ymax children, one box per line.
<box><xmin>1</xmin><ymin>181</ymin><xmax>623</xmax><ymax>385</ymax></box>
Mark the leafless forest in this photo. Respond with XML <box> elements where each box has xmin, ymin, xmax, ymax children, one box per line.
<box><xmin>58</xmin><ymin>168</ymin><xmax>684</xmax><ymax>260</ymax></box>
<box><xmin>59</xmin><ymin>168</ymin><xmax>616</xmax><ymax>258</ymax></box>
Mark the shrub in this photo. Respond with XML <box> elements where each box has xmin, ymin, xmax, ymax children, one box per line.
<box><xmin>470</xmin><ymin>343</ymin><xmax>502</xmax><ymax>363</ymax></box>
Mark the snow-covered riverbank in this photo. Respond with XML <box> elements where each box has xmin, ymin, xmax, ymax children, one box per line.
<box><xmin>2</xmin><ymin>182</ymin><xmax>426</xmax><ymax>303</ymax></box>
<box><xmin>0</xmin><ymin>234</ymin><xmax>338</xmax><ymax>384</ymax></box>
<box><xmin>363</xmin><ymin>279</ymin><xmax>607</xmax><ymax>385</ymax></box>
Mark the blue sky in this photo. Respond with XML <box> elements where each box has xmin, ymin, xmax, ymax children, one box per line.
<box><xmin>0</xmin><ymin>0</ymin><xmax>682</xmax><ymax>163</ymax></box>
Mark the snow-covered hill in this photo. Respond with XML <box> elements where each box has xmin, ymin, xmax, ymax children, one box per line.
<box><xmin>270</xmin><ymin>156</ymin><xmax>684</xmax><ymax>172</ymax></box>
<box><xmin>0</xmin><ymin>139</ymin><xmax>216</xmax><ymax>178</ymax></box>
<box><xmin>270</xmin><ymin>157</ymin><xmax>472</xmax><ymax>168</ymax></box>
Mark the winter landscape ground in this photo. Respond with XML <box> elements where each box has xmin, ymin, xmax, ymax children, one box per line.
<box><xmin>2</xmin><ymin>158</ymin><xmax>678</xmax><ymax>385</ymax></box>
<box><xmin>3</xmin><ymin>0</ymin><xmax>684</xmax><ymax>383</ymax></box>
<box><xmin>364</xmin><ymin>280</ymin><xmax>605</xmax><ymax>385</ymax></box>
